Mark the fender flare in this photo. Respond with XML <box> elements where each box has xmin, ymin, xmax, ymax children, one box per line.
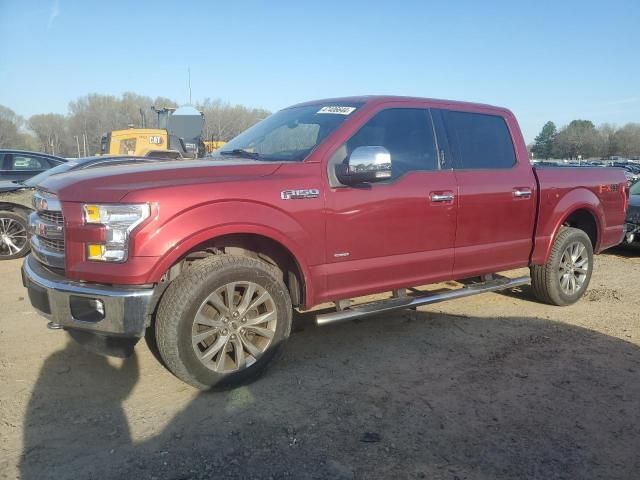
<box><xmin>142</xmin><ymin>202</ymin><xmax>318</xmax><ymax>305</ymax></box>
<box><xmin>533</xmin><ymin>188</ymin><xmax>605</xmax><ymax>264</ymax></box>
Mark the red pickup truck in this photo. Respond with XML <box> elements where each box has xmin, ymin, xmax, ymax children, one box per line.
<box><xmin>23</xmin><ymin>96</ymin><xmax>628</xmax><ymax>389</ymax></box>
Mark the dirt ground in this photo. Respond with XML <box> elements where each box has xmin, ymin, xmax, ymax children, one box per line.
<box><xmin>1</xmin><ymin>248</ymin><xmax>639</xmax><ymax>480</ymax></box>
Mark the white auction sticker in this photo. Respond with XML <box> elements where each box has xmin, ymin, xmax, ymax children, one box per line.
<box><xmin>317</xmin><ymin>106</ymin><xmax>356</xmax><ymax>115</ymax></box>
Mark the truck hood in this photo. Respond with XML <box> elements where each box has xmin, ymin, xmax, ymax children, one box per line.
<box><xmin>38</xmin><ymin>158</ymin><xmax>283</xmax><ymax>203</ymax></box>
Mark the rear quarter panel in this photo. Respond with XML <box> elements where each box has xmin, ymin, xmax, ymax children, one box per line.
<box><xmin>531</xmin><ymin>167</ymin><xmax>627</xmax><ymax>264</ymax></box>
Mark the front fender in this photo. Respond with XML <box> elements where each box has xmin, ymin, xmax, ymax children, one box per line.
<box><xmin>134</xmin><ymin>200</ymin><xmax>320</xmax><ymax>304</ymax></box>
<box><xmin>531</xmin><ymin>187</ymin><xmax>604</xmax><ymax>264</ymax></box>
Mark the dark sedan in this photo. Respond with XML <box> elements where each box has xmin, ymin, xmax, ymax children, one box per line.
<box><xmin>624</xmin><ymin>181</ymin><xmax>640</xmax><ymax>245</ymax></box>
<box><xmin>0</xmin><ymin>155</ymin><xmax>171</xmax><ymax>259</ymax></box>
<box><xmin>0</xmin><ymin>150</ymin><xmax>67</xmax><ymax>183</ymax></box>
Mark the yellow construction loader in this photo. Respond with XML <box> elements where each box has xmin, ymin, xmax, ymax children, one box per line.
<box><xmin>100</xmin><ymin>106</ymin><xmax>224</xmax><ymax>158</ymax></box>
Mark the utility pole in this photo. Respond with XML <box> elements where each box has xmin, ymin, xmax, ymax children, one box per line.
<box><xmin>74</xmin><ymin>136</ymin><xmax>81</xmax><ymax>158</ymax></box>
<box><xmin>188</xmin><ymin>67</ymin><xmax>192</xmax><ymax>104</ymax></box>
<box><xmin>82</xmin><ymin>133</ymin><xmax>87</xmax><ymax>157</ymax></box>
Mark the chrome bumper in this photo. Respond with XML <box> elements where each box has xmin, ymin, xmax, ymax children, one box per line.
<box><xmin>22</xmin><ymin>255</ymin><xmax>155</xmax><ymax>338</ymax></box>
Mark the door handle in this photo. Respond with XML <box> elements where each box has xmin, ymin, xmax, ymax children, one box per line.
<box><xmin>513</xmin><ymin>188</ymin><xmax>532</xmax><ymax>199</ymax></box>
<box><xmin>430</xmin><ymin>192</ymin><xmax>455</xmax><ymax>203</ymax></box>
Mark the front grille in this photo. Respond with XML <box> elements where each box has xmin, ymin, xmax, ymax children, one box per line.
<box><xmin>38</xmin><ymin>236</ymin><xmax>65</xmax><ymax>253</ymax></box>
<box><xmin>39</xmin><ymin>211</ymin><xmax>64</xmax><ymax>225</ymax></box>
<box><xmin>30</xmin><ymin>190</ymin><xmax>65</xmax><ymax>269</ymax></box>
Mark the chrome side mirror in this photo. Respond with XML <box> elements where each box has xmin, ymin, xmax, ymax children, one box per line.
<box><xmin>335</xmin><ymin>146</ymin><xmax>392</xmax><ymax>185</ymax></box>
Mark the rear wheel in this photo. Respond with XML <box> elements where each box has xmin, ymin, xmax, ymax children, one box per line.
<box><xmin>530</xmin><ymin>227</ymin><xmax>593</xmax><ymax>306</ymax></box>
<box><xmin>0</xmin><ymin>211</ymin><xmax>30</xmax><ymax>260</ymax></box>
<box><xmin>155</xmin><ymin>255</ymin><xmax>292</xmax><ymax>389</ymax></box>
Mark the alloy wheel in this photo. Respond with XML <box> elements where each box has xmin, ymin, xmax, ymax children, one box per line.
<box><xmin>0</xmin><ymin>217</ymin><xmax>28</xmax><ymax>257</ymax></box>
<box><xmin>558</xmin><ymin>241</ymin><xmax>589</xmax><ymax>295</ymax></box>
<box><xmin>191</xmin><ymin>281</ymin><xmax>277</xmax><ymax>373</ymax></box>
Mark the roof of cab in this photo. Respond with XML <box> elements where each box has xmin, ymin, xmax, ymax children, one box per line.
<box><xmin>287</xmin><ymin>95</ymin><xmax>512</xmax><ymax>116</ymax></box>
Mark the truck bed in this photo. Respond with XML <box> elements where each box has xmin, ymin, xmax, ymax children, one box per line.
<box><xmin>531</xmin><ymin>166</ymin><xmax>627</xmax><ymax>264</ymax></box>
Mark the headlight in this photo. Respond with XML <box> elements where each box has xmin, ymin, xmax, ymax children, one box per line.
<box><xmin>83</xmin><ymin>203</ymin><xmax>150</xmax><ymax>262</ymax></box>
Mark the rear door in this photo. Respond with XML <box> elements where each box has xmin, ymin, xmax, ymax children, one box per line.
<box><xmin>437</xmin><ymin>109</ymin><xmax>536</xmax><ymax>277</ymax></box>
<box><xmin>323</xmin><ymin>106</ymin><xmax>457</xmax><ymax>301</ymax></box>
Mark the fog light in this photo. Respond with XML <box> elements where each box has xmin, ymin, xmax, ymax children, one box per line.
<box><xmin>70</xmin><ymin>296</ymin><xmax>105</xmax><ymax>323</ymax></box>
<box><xmin>87</xmin><ymin>243</ymin><xmax>106</xmax><ymax>260</ymax></box>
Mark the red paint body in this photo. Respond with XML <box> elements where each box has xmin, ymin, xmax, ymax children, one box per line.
<box><xmin>41</xmin><ymin>97</ymin><xmax>627</xmax><ymax>309</ymax></box>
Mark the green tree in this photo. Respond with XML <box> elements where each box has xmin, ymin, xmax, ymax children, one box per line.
<box><xmin>531</xmin><ymin>121</ymin><xmax>557</xmax><ymax>159</ymax></box>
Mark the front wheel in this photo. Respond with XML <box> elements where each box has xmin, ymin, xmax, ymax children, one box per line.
<box><xmin>155</xmin><ymin>255</ymin><xmax>292</xmax><ymax>389</ymax></box>
<box><xmin>530</xmin><ymin>227</ymin><xmax>594</xmax><ymax>306</ymax></box>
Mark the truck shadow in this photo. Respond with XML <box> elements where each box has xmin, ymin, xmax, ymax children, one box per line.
<box><xmin>602</xmin><ymin>244</ymin><xmax>640</xmax><ymax>258</ymax></box>
<box><xmin>20</xmin><ymin>311</ymin><xmax>640</xmax><ymax>480</ymax></box>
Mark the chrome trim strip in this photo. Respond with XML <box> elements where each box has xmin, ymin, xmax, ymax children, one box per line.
<box><xmin>24</xmin><ymin>254</ymin><xmax>153</xmax><ymax>298</ymax></box>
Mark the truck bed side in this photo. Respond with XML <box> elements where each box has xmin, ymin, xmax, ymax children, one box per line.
<box><xmin>531</xmin><ymin>166</ymin><xmax>627</xmax><ymax>264</ymax></box>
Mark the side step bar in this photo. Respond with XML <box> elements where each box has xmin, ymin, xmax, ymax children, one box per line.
<box><xmin>316</xmin><ymin>275</ymin><xmax>530</xmax><ymax>326</ymax></box>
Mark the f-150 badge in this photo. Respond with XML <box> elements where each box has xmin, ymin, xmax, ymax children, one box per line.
<box><xmin>280</xmin><ymin>189</ymin><xmax>320</xmax><ymax>200</ymax></box>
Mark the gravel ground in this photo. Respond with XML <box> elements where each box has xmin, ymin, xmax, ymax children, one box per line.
<box><xmin>1</xmin><ymin>247</ymin><xmax>639</xmax><ymax>480</ymax></box>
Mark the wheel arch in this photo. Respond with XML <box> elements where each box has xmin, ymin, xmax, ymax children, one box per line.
<box><xmin>0</xmin><ymin>202</ymin><xmax>32</xmax><ymax>217</ymax></box>
<box><xmin>561</xmin><ymin>208</ymin><xmax>599</xmax><ymax>250</ymax></box>
<box><xmin>531</xmin><ymin>187</ymin><xmax>605</xmax><ymax>264</ymax></box>
<box><xmin>148</xmin><ymin>226</ymin><xmax>313</xmax><ymax>309</ymax></box>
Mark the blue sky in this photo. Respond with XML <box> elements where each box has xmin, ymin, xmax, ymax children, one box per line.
<box><xmin>0</xmin><ymin>0</ymin><xmax>638</xmax><ymax>142</ymax></box>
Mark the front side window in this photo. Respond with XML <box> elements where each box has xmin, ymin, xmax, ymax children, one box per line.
<box><xmin>443</xmin><ymin>111</ymin><xmax>516</xmax><ymax>169</ymax></box>
<box><xmin>331</xmin><ymin>108</ymin><xmax>438</xmax><ymax>181</ymax></box>
<box><xmin>214</xmin><ymin>103</ymin><xmax>362</xmax><ymax>162</ymax></box>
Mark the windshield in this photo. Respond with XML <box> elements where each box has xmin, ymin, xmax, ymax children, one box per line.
<box><xmin>213</xmin><ymin>103</ymin><xmax>363</xmax><ymax>162</ymax></box>
<box><xmin>630</xmin><ymin>181</ymin><xmax>640</xmax><ymax>195</ymax></box>
<box><xmin>23</xmin><ymin>161</ymin><xmax>79</xmax><ymax>187</ymax></box>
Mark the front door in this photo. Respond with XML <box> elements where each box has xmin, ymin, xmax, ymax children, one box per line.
<box><xmin>323</xmin><ymin>107</ymin><xmax>458</xmax><ymax>302</ymax></box>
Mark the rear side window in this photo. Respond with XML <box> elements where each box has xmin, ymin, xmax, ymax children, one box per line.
<box><xmin>443</xmin><ymin>111</ymin><xmax>516</xmax><ymax>169</ymax></box>
<box><xmin>10</xmin><ymin>155</ymin><xmax>49</xmax><ymax>170</ymax></box>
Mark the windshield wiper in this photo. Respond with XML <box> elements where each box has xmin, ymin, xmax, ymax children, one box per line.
<box><xmin>219</xmin><ymin>149</ymin><xmax>261</xmax><ymax>159</ymax></box>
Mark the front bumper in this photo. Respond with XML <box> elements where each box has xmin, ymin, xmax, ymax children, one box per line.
<box><xmin>22</xmin><ymin>254</ymin><xmax>155</xmax><ymax>338</ymax></box>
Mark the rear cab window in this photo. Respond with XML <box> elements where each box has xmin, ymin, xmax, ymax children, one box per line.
<box><xmin>441</xmin><ymin>110</ymin><xmax>516</xmax><ymax>169</ymax></box>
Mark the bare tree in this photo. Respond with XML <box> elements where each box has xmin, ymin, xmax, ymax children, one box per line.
<box><xmin>614</xmin><ymin>123</ymin><xmax>640</xmax><ymax>158</ymax></box>
<box><xmin>552</xmin><ymin>120</ymin><xmax>599</xmax><ymax>159</ymax></box>
<box><xmin>198</xmin><ymin>98</ymin><xmax>270</xmax><ymax>142</ymax></box>
<box><xmin>0</xmin><ymin>105</ymin><xmax>33</xmax><ymax>150</ymax></box>
<box><xmin>28</xmin><ymin>114</ymin><xmax>71</xmax><ymax>156</ymax></box>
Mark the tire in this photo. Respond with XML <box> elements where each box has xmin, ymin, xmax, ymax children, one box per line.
<box><xmin>155</xmin><ymin>254</ymin><xmax>292</xmax><ymax>389</ymax></box>
<box><xmin>530</xmin><ymin>227</ymin><xmax>594</xmax><ymax>306</ymax></box>
<box><xmin>0</xmin><ymin>211</ymin><xmax>30</xmax><ymax>260</ymax></box>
